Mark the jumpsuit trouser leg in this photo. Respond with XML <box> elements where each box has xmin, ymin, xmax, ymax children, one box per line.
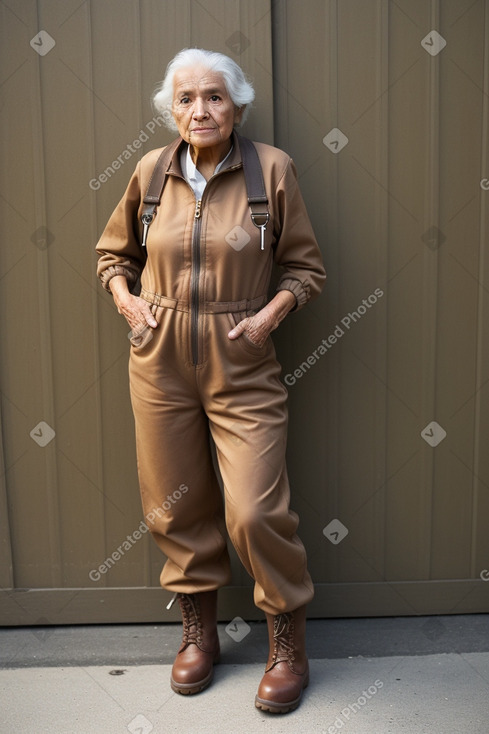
<box><xmin>129</xmin><ymin>354</ymin><xmax>232</xmax><ymax>593</ymax></box>
<box><xmin>128</xmin><ymin>306</ymin><xmax>314</xmax><ymax>615</ymax></box>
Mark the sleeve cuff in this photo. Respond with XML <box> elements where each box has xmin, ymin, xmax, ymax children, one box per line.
<box><xmin>276</xmin><ymin>277</ymin><xmax>309</xmax><ymax>311</ymax></box>
<box><xmin>100</xmin><ymin>265</ymin><xmax>139</xmax><ymax>293</ymax></box>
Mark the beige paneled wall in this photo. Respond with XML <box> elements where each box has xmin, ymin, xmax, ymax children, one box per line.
<box><xmin>1</xmin><ymin>0</ymin><xmax>488</xmax><ymax>624</ymax></box>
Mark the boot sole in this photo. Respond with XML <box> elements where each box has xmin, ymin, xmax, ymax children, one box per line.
<box><xmin>170</xmin><ymin>653</ymin><xmax>220</xmax><ymax>696</ymax></box>
<box><xmin>170</xmin><ymin>667</ymin><xmax>214</xmax><ymax>695</ymax></box>
<box><xmin>254</xmin><ymin>674</ymin><xmax>309</xmax><ymax>714</ymax></box>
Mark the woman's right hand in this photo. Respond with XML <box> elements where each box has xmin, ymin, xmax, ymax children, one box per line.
<box><xmin>109</xmin><ymin>275</ymin><xmax>158</xmax><ymax>332</ymax></box>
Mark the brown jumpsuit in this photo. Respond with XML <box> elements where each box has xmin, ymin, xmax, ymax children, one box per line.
<box><xmin>96</xmin><ymin>133</ymin><xmax>326</xmax><ymax>615</ymax></box>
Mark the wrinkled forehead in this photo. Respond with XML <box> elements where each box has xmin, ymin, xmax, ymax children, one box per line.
<box><xmin>172</xmin><ymin>65</ymin><xmax>228</xmax><ymax>96</ymax></box>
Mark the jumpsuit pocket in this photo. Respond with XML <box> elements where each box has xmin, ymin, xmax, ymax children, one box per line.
<box><xmin>129</xmin><ymin>304</ymin><xmax>162</xmax><ymax>351</ymax></box>
<box><xmin>227</xmin><ymin>311</ymin><xmax>270</xmax><ymax>356</ymax></box>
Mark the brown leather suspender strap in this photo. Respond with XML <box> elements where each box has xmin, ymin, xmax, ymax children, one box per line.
<box><xmin>140</xmin><ymin>136</ymin><xmax>182</xmax><ymax>247</ymax></box>
<box><xmin>140</xmin><ymin>133</ymin><xmax>270</xmax><ymax>250</ymax></box>
<box><xmin>236</xmin><ymin>133</ymin><xmax>270</xmax><ymax>250</ymax></box>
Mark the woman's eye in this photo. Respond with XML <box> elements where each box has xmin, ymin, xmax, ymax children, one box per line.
<box><xmin>180</xmin><ymin>97</ymin><xmax>190</xmax><ymax>104</ymax></box>
<box><xmin>210</xmin><ymin>95</ymin><xmax>221</xmax><ymax>102</ymax></box>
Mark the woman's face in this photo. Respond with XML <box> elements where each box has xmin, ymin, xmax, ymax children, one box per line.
<box><xmin>172</xmin><ymin>65</ymin><xmax>243</xmax><ymax>150</ymax></box>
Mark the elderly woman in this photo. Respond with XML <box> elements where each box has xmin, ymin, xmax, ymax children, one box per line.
<box><xmin>96</xmin><ymin>47</ymin><xmax>326</xmax><ymax>714</ymax></box>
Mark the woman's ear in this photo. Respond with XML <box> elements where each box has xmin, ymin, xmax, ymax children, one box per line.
<box><xmin>234</xmin><ymin>105</ymin><xmax>244</xmax><ymax>125</ymax></box>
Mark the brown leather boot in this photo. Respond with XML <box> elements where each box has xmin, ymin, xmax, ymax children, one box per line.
<box><xmin>170</xmin><ymin>591</ymin><xmax>220</xmax><ymax>695</ymax></box>
<box><xmin>255</xmin><ymin>606</ymin><xmax>309</xmax><ymax>713</ymax></box>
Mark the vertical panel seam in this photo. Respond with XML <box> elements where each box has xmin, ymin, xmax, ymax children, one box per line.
<box><xmin>32</xmin><ymin>0</ymin><xmax>62</xmax><ymax>587</ymax></box>
<box><xmin>470</xmin><ymin>0</ymin><xmax>489</xmax><ymax>577</ymax></box>
<box><xmin>135</xmin><ymin>0</ymin><xmax>153</xmax><ymax>588</ymax></box>
<box><xmin>425</xmin><ymin>0</ymin><xmax>441</xmax><ymax>580</ymax></box>
<box><xmin>88</xmin><ymin>0</ymin><xmax>110</xmax><ymax>589</ymax></box>
<box><xmin>377</xmin><ymin>0</ymin><xmax>389</xmax><ymax>583</ymax></box>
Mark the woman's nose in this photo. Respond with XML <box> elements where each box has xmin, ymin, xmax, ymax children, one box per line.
<box><xmin>192</xmin><ymin>97</ymin><xmax>208</xmax><ymax>118</ymax></box>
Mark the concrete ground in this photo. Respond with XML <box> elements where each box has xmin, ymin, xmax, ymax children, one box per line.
<box><xmin>1</xmin><ymin>614</ymin><xmax>488</xmax><ymax>733</ymax></box>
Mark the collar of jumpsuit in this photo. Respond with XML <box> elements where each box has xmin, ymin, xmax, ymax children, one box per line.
<box><xmin>180</xmin><ymin>142</ymin><xmax>234</xmax><ymax>200</ymax></box>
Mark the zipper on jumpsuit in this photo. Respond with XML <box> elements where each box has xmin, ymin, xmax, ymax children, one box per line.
<box><xmin>186</xmin><ymin>163</ymin><xmax>241</xmax><ymax>367</ymax></box>
<box><xmin>191</xmin><ymin>198</ymin><xmax>202</xmax><ymax>366</ymax></box>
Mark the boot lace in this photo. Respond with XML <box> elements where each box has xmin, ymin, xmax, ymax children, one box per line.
<box><xmin>268</xmin><ymin>612</ymin><xmax>296</xmax><ymax>670</ymax></box>
<box><xmin>178</xmin><ymin>593</ymin><xmax>204</xmax><ymax>650</ymax></box>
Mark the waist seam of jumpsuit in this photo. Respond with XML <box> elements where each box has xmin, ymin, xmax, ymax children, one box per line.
<box><xmin>139</xmin><ymin>288</ymin><xmax>267</xmax><ymax>314</ymax></box>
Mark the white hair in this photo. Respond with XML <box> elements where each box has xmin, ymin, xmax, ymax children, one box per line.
<box><xmin>152</xmin><ymin>48</ymin><xmax>255</xmax><ymax>132</ymax></box>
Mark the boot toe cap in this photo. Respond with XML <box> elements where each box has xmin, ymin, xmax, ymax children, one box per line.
<box><xmin>256</xmin><ymin>661</ymin><xmax>308</xmax><ymax>704</ymax></box>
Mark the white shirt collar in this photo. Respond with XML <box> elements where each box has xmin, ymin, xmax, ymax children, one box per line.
<box><xmin>181</xmin><ymin>143</ymin><xmax>234</xmax><ymax>199</ymax></box>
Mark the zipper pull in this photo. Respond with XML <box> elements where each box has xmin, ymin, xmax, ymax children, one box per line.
<box><xmin>166</xmin><ymin>592</ymin><xmax>178</xmax><ymax>610</ymax></box>
<box><xmin>195</xmin><ymin>199</ymin><xmax>202</xmax><ymax>219</ymax></box>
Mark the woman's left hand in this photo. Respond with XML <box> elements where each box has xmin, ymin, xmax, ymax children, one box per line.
<box><xmin>228</xmin><ymin>311</ymin><xmax>273</xmax><ymax>347</ymax></box>
<box><xmin>228</xmin><ymin>290</ymin><xmax>296</xmax><ymax>347</ymax></box>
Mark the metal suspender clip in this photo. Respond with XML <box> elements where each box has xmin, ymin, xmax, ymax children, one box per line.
<box><xmin>250</xmin><ymin>208</ymin><xmax>270</xmax><ymax>251</ymax></box>
<box><xmin>141</xmin><ymin>206</ymin><xmax>156</xmax><ymax>248</ymax></box>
